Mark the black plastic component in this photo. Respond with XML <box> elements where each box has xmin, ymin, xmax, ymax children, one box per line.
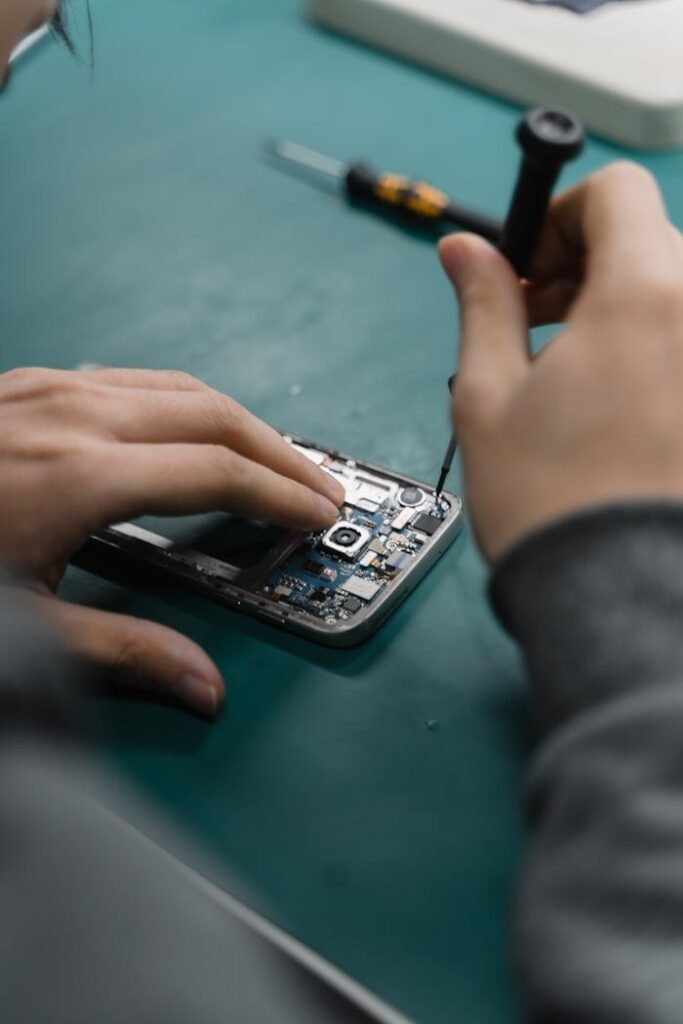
<box><xmin>412</xmin><ymin>513</ymin><xmax>442</xmax><ymax>537</ymax></box>
<box><xmin>345</xmin><ymin>163</ymin><xmax>378</xmax><ymax>202</ymax></box>
<box><xmin>518</xmin><ymin>108</ymin><xmax>584</xmax><ymax>166</ymax></box>
<box><xmin>345</xmin><ymin>162</ymin><xmax>502</xmax><ymax>242</ymax></box>
<box><xmin>499</xmin><ymin>107</ymin><xmax>585</xmax><ymax>276</ymax></box>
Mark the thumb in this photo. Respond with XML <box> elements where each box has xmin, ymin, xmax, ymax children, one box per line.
<box><xmin>439</xmin><ymin>233</ymin><xmax>530</xmax><ymax>396</ymax></box>
<box><xmin>42</xmin><ymin>598</ymin><xmax>224</xmax><ymax>719</ymax></box>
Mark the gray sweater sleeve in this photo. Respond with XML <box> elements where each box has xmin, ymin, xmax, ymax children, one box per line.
<box><xmin>491</xmin><ymin>504</ymin><xmax>683</xmax><ymax>1024</ymax></box>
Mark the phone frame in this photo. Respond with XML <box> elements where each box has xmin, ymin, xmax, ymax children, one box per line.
<box><xmin>77</xmin><ymin>437</ymin><xmax>463</xmax><ymax>648</ymax></box>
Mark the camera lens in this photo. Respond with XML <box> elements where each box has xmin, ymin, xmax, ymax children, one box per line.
<box><xmin>399</xmin><ymin>486</ymin><xmax>424</xmax><ymax>508</ymax></box>
<box><xmin>332</xmin><ymin>526</ymin><xmax>360</xmax><ymax>548</ymax></box>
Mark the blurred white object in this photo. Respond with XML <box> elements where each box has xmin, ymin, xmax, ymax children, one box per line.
<box><xmin>308</xmin><ymin>0</ymin><xmax>683</xmax><ymax>150</ymax></box>
<box><xmin>10</xmin><ymin>25</ymin><xmax>49</xmax><ymax>65</ymax></box>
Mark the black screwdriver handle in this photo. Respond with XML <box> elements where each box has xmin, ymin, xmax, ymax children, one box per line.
<box><xmin>436</xmin><ymin>109</ymin><xmax>584</xmax><ymax>497</ymax></box>
<box><xmin>499</xmin><ymin>107</ymin><xmax>585</xmax><ymax>277</ymax></box>
<box><xmin>345</xmin><ymin>162</ymin><xmax>502</xmax><ymax>243</ymax></box>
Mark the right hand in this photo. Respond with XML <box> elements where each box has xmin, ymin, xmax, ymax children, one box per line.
<box><xmin>439</xmin><ymin>162</ymin><xmax>683</xmax><ymax>562</ymax></box>
<box><xmin>0</xmin><ymin>367</ymin><xmax>344</xmax><ymax>716</ymax></box>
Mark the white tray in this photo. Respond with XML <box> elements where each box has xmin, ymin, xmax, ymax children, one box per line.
<box><xmin>308</xmin><ymin>0</ymin><xmax>683</xmax><ymax>150</ymax></box>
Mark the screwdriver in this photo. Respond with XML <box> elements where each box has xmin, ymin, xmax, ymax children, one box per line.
<box><xmin>267</xmin><ymin>138</ymin><xmax>502</xmax><ymax>243</ymax></box>
<box><xmin>435</xmin><ymin>107</ymin><xmax>585</xmax><ymax>498</ymax></box>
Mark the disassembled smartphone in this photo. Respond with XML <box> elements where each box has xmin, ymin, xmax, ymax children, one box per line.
<box><xmin>81</xmin><ymin>436</ymin><xmax>463</xmax><ymax>648</ymax></box>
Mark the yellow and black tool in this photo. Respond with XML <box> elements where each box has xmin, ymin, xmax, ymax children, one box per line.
<box><xmin>266</xmin><ymin>138</ymin><xmax>502</xmax><ymax>242</ymax></box>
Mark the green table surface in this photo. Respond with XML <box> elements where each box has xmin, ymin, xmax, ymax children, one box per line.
<box><xmin>4</xmin><ymin>2</ymin><xmax>683</xmax><ymax>1021</ymax></box>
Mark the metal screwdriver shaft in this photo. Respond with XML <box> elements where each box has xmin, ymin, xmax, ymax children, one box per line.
<box><xmin>435</xmin><ymin>107</ymin><xmax>585</xmax><ymax>497</ymax></box>
<box><xmin>268</xmin><ymin>139</ymin><xmax>347</xmax><ymax>181</ymax></box>
<box><xmin>435</xmin><ymin>431</ymin><xmax>458</xmax><ymax>499</ymax></box>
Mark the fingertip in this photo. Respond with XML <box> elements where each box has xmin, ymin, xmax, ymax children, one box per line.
<box><xmin>45</xmin><ymin>598</ymin><xmax>227</xmax><ymax>721</ymax></box>
<box><xmin>317</xmin><ymin>494</ymin><xmax>342</xmax><ymax>527</ymax></box>
<box><xmin>320</xmin><ymin>471</ymin><xmax>346</xmax><ymax>507</ymax></box>
<box><xmin>438</xmin><ymin>233</ymin><xmax>497</xmax><ymax>288</ymax></box>
<box><xmin>279</xmin><ymin>493</ymin><xmax>340</xmax><ymax>533</ymax></box>
<box><xmin>178</xmin><ymin>673</ymin><xmax>225</xmax><ymax>719</ymax></box>
<box><xmin>153</xmin><ymin>629</ymin><xmax>225</xmax><ymax>718</ymax></box>
<box><xmin>171</xmin><ymin>649</ymin><xmax>225</xmax><ymax>718</ymax></box>
<box><xmin>438</xmin><ymin>233</ymin><xmax>466</xmax><ymax>282</ymax></box>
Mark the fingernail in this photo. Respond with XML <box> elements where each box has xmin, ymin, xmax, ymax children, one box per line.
<box><xmin>179</xmin><ymin>674</ymin><xmax>221</xmax><ymax>718</ymax></box>
<box><xmin>439</xmin><ymin>236</ymin><xmax>467</xmax><ymax>285</ymax></box>
<box><xmin>317</xmin><ymin>494</ymin><xmax>341</xmax><ymax>525</ymax></box>
<box><xmin>320</xmin><ymin>472</ymin><xmax>345</xmax><ymax>506</ymax></box>
<box><xmin>438</xmin><ymin>241</ymin><xmax>464</xmax><ymax>282</ymax></box>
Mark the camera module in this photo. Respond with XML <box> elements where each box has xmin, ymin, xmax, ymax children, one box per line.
<box><xmin>321</xmin><ymin>522</ymin><xmax>372</xmax><ymax>561</ymax></box>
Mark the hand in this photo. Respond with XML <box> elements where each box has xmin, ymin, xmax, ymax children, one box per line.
<box><xmin>439</xmin><ymin>161</ymin><xmax>683</xmax><ymax>562</ymax></box>
<box><xmin>0</xmin><ymin>367</ymin><xmax>344</xmax><ymax>715</ymax></box>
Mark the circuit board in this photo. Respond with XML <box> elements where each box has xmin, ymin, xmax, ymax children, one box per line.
<box><xmin>84</xmin><ymin>437</ymin><xmax>462</xmax><ymax>647</ymax></box>
<box><xmin>261</xmin><ymin>441</ymin><xmax>450</xmax><ymax>625</ymax></box>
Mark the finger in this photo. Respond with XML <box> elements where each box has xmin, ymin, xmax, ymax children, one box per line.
<box><xmin>527</xmin><ymin>162</ymin><xmax>676</xmax><ymax>293</ymax></box>
<box><xmin>75</xmin><ymin>368</ymin><xmax>208</xmax><ymax>392</ymax></box>
<box><xmin>43</xmin><ymin>598</ymin><xmax>224</xmax><ymax>719</ymax></box>
<box><xmin>525</xmin><ymin>277</ymin><xmax>581</xmax><ymax>328</ymax></box>
<box><xmin>88</xmin><ymin>388</ymin><xmax>345</xmax><ymax>506</ymax></box>
<box><xmin>439</xmin><ymin>233</ymin><xmax>530</xmax><ymax>401</ymax></box>
<box><xmin>524</xmin><ymin>202</ymin><xmax>582</xmax><ymax>285</ymax></box>
<box><xmin>97</xmin><ymin>442</ymin><xmax>341</xmax><ymax>532</ymax></box>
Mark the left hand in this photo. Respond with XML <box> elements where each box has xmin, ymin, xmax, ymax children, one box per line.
<box><xmin>0</xmin><ymin>366</ymin><xmax>344</xmax><ymax>716</ymax></box>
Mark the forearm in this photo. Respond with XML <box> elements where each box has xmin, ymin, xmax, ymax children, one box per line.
<box><xmin>492</xmin><ymin>505</ymin><xmax>683</xmax><ymax>1024</ymax></box>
